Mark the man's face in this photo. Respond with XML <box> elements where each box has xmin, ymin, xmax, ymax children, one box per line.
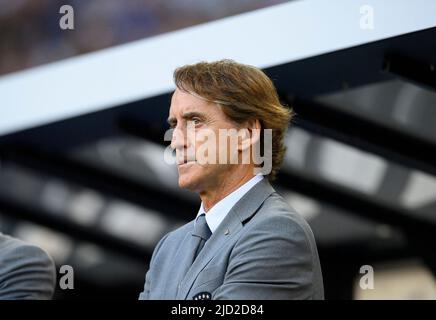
<box><xmin>168</xmin><ymin>89</ymin><xmax>238</xmax><ymax>192</ymax></box>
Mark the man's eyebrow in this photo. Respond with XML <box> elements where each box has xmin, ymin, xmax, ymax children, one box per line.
<box><xmin>182</xmin><ymin>111</ymin><xmax>205</xmax><ymax>120</ymax></box>
<box><xmin>167</xmin><ymin>116</ymin><xmax>176</xmax><ymax>125</ymax></box>
<box><xmin>167</xmin><ymin>111</ymin><xmax>206</xmax><ymax>125</ymax></box>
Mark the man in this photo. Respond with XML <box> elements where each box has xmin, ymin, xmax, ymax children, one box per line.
<box><xmin>0</xmin><ymin>232</ymin><xmax>56</xmax><ymax>299</ymax></box>
<box><xmin>139</xmin><ymin>60</ymin><xmax>324</xmax><ymax>300</ymax></box>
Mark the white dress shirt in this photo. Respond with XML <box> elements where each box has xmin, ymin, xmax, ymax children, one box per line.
<box><xmin>195</xmin><ymin>174</ymin><xmax>264</xmax><ymax>233</ymax></box>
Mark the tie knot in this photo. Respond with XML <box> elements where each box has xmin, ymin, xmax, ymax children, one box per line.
<box><xmin>192</xmin><ymin>214</ymin><xmax>212</xmax><ymax>241</ymax></box>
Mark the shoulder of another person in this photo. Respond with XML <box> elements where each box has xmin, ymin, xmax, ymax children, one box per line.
<box><xmin>0</xmin><ymin>234</ymin><xmax>53</xmax><ymax>264</ymax></box>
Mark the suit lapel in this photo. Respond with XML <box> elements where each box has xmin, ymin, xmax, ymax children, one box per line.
<box><xmin>162</xmin><ymin>221</ymin><xmax>195</xmax><ymax>299</ymax></box>
<box><xmin>177</xmin><ymin>178</ymin><xmax>276</xmax><ymax>299</ymax></box>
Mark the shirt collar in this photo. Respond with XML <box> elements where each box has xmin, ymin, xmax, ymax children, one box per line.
<box><xmin>196</xmin><ymin>174</ymin><xmax>264</xmax><ymax>233</ymax></box>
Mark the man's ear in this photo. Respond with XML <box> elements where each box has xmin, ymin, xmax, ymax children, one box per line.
<box><xmin>238</xmin><ymin>119</ymin><xmax>261</xmax><ymax>152</ymax></box>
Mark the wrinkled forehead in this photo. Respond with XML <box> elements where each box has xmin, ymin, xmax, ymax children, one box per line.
<box><xmin>169</xmin><ymin>89</ymin><xmax>218</xmax><ymax>118</ymax></box>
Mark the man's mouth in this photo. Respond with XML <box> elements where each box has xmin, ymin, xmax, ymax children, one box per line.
<box><xmin>177</xmin><ymin>159</ymin><xmax>196</xmax><ymax>166</ymax></box>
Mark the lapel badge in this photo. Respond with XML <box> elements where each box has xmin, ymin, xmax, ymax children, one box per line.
<box><xmin>193</xmin><ymin>291</ymin><xmax>212</xmax><ymax>300</ymax></box>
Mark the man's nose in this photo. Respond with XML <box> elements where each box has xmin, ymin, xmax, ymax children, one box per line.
<box><xmin>170</xmin><ymin>127</ymin><xmax>186</xmax><ymax>150</ymax></box>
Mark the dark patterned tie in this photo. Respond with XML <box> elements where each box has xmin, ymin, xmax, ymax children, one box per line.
<box><xmin>191</xmin><ymin>213</ymin><xmax>212</xmax><ymax>262</ymax></box>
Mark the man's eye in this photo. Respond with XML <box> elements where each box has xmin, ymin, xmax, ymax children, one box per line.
<box><xmin>192</xmin><ymin>118</ymin><xmax>201</xmax><ymax>125</ymax></box>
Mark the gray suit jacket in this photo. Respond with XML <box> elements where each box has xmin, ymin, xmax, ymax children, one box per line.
<box><xmin>139</xmin><ymin>178</ymin><xmax>324</xmax><ymax>300</ymax></box>
<box><xmin>0</xmin><ymin>233</ymin><xmax>56</xmax><ymax>300</ymax></box>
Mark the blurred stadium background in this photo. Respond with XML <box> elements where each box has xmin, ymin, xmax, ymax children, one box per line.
<box><xmin>1</xmin><ymin>0</ymin><xmax>436</xmax><ymax>299</ymax></box>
